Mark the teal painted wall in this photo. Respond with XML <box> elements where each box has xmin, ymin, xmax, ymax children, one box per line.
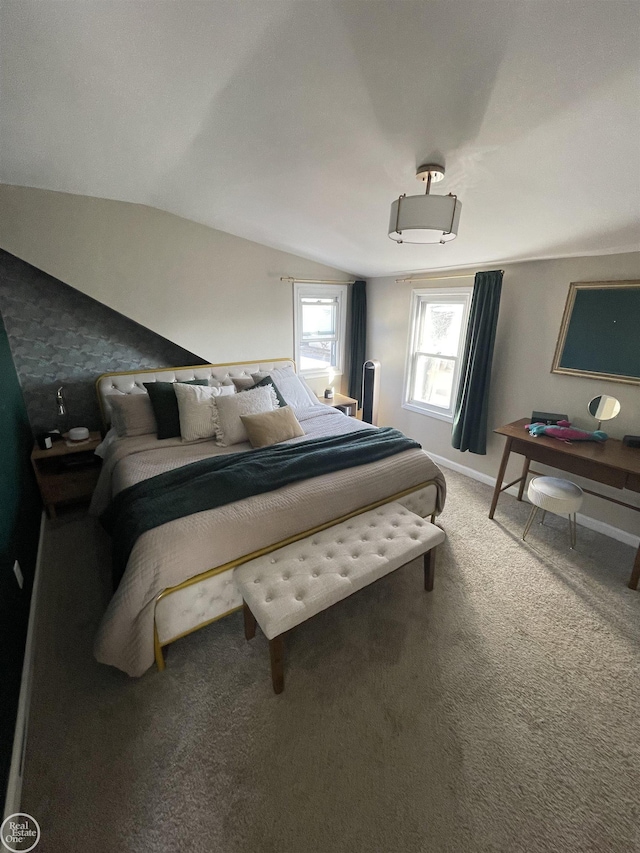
<box><xmin>0</xmin><ymin>312</ymin><xmax>42</xmax><ymax>808</ymax></box>
<box><xmin>0</xmin><ymin>314</ymin><xmax>39</xmax><ymax>554</ymax></box>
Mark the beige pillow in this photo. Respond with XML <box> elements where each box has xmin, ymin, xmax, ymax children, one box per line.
<box><xmin>214</xmin><ymin>385</ymin><xmax>279</xmax><ymax>446</ymax></box>
<box><xmin>240</xmin><ymin>405</ymin><xmax>305</xmax><ymax>448</ymax></box>
<box><xmin>231</xmin><ymin>375</ymin><xmax>256</xmax><ymax>392</ymax></box>
<box><xmin>109</xmin><ymin>394</ymin><xmax>157</xmax><ymax>437</ymax></box>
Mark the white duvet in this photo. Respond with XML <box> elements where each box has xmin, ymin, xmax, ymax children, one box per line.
<box><xmin>92</xmin><ymin>405</ymin><xmax>446</xmax><ymax>676</ymax></box>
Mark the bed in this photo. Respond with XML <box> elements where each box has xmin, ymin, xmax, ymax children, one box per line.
<box><xmin>91</xmin><ymin>359</ymin><xmax>447</xmax><ymax>677</ymax></box>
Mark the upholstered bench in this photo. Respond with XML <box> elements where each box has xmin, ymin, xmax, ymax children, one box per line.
<box><xmin>234</xmin><ymin>501</ymin><xmax>446</xmax><ymax>693</ymax></box>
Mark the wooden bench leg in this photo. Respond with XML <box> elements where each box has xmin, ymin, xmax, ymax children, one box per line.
<box><xmin>243</xmin><ymin>600</ymin><xmax>257</xmax><ymax>640</ymax></box>
<box><xmin>424</xmin><ymin>548</ymin><xmax>436</xmax><ymax>592</ymax></box>
<box><xmin>629</xmin><ymin>545</ymin><xmax>640</xmax><ymax>591</ymax></box>
<box><xmin>269</xmin><ymin>635</ymin><xmax>285</xmax><ymax>694</ymax></box>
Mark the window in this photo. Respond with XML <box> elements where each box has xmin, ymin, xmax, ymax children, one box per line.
<box><xmin>403</xmin><ymin>287</ymin><xmax>472</xmax><ymax>421</ymax></box>
<box><xmin>294</xmin><ymin>283</ymin><xmax>348</xmax><ymax>377</ymax></box>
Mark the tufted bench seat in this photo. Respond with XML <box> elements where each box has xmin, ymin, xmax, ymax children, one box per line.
<box><xmin>234</xmin><ymin>501</ymin><xmax>446</xmax><ymax>693</ymax></box>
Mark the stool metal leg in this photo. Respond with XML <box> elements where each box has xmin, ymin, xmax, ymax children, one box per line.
<box><xmin>522</xmin><ymin>504</ymin><xmax>539</xmax><ymax>540</ymax></box>
<box><xmin>539</xmin><ymin>510</ymin><xmax>546</xmax><ymax>526</ymax></box>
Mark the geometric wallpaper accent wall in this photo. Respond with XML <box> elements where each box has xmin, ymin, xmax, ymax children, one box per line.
<box><xmin>0</xmin><ymin>249</ymin><xmax>207</xmax><ymax>433</ymax></box>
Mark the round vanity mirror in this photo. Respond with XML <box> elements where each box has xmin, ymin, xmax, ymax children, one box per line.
<box><xmin>588</xmin><ymin>394</ymin><xmax>621</xmax><ymax>423</ymax></box>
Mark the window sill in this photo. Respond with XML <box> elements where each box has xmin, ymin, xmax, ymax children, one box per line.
<box><xmin>402</xmin><ymin>401</ymin><xmax>454</xmax><ymax>423</ymax></box>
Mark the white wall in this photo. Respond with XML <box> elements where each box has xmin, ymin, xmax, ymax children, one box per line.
<box><xmin>0</xmin><ymin>185</ymin><xmax>356</xmax><ymax>392</ymax></box>
<box><xmin>368</xmin><ymin>253</ymin><xmax>640</xmax><ymax>538</ymax></box>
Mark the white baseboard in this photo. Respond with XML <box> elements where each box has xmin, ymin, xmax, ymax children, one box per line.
<box><xmin>3</xmin><ymin>511</ymin><xmax>46</xmax><ymax>820</ymax></box>
<box><xmin>429</xmin><ymin>452</ymin><xmax>640</xmax><ymax>550</ymax></box>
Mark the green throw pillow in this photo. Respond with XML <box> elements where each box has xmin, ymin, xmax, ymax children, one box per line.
<box><xmin>245</xmin><ymin>375</ymin><xmax>287</xmax><ymax>408</ymax></box>
<box><xmin>144</xmin><ymin>380</ymin><xmax>209</xmax><ymax>439</ymax></box>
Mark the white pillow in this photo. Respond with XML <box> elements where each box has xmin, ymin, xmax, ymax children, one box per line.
<box><xmin>174</xmin><ymin>383</ymin><xmax>226</xmax><ymax>442</ymax></box>
<box><xmin>268</xmin><ymin>366</ymin><xmax>317</xmax><ymax>409</ymax></box>
<box><xmin>298</xmin><ymin>374</ymin><xmax>322</xmax><ymax>406</ymax></box>
<box><xmin>214</xmin><ymin>385</ymin><xmax>279</xmax><ymax>446</ymax></box>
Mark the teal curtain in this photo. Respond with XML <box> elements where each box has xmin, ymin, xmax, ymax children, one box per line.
<box><xmin>452</xmin><ymin>270</ymin><xmax>503</xmax><ymax>454</ymax></box>
<box><xmin>348</xmin><ymin>280</ymin><xmax>367</xmax><ymax>406</ymax></box>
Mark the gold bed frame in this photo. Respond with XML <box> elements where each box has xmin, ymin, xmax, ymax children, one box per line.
<box><xmin>152</xmin><ymin>480</ymin><xmax>439</xmax><ymax>670</ymax></box>
<box><xmin>95</xmin><ymin>359</ymin><xmax>439</xmax><ymax>672</ymax></box>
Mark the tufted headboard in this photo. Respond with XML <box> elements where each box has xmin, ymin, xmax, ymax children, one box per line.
<box><xmin>95</xmin><ymin>358</ymin><xmax>295</xmax><ymax>428</ymax></box>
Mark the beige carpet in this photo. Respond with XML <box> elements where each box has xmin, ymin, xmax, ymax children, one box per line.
<box><xmin>23</xmin><ymin>470</ymin><xmax>640</xmax><ymax>853</ymax></box>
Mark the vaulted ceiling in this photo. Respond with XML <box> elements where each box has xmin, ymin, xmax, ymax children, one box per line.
<box><xmin>1</xmin><ymin>1</ymin><xmax>639</xmax><ymax>277</ymax></box>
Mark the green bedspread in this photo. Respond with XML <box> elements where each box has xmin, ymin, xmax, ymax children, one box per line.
<box><xmin>101</xmin><ymin>427</ymin><xmax>421</xmax><ymax>585</ymax></box>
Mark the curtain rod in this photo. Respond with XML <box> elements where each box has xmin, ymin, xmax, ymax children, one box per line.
<box><xmin>280</xmin><ymin>276</ymin><xmax>356</xmax><ymax>285</ymax></box>
<box><xmin>395</xmin><ymin>270</ymin><xmax>504</xmax><ymax>283</ymax></box>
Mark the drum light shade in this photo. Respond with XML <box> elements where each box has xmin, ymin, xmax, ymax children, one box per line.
<box><xmin>388</xmin><ymin>162</ymin><xmax>461</xmax><ymax>244</ymax></box>
<box><xmin>388</xmin><ymin>192</ymin><xmax>462</xmax><ymax>244</ymax></box>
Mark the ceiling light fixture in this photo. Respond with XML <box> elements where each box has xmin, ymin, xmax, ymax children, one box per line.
<box><xmin>388</xmin><ymin>164</ymin><xmax>462</xmax><ymax>244</ymax></box>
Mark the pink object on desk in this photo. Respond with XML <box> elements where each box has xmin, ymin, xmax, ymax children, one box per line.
<box><xmin>525</xmin><ymin>420</ymin><xmax>608</xmax><ymax>443</ymax></box>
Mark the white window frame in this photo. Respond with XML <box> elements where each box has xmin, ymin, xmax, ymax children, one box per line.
<box><xmin>403</xmin><ymin>287</ymin><xmax>472</xmax><ymax>422</ymax></box>
<box><xmin>294</xmin><ymin>282</ymin><xmax>349</xmax><ymax>378</ymax></box>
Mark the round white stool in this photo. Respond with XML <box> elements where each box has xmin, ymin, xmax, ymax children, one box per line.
<box><xmin>523</xmin><ymin>476</ymin><xmax>584</xmax><ymax>548</ymax></box>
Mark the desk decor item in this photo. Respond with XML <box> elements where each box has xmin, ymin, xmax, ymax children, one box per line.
<box><xmin>588</xmin><ymin>394</ymin><xmax>621</xmax><ymax>430</ymax></box>
<box><xmin>552</xmin><ymin>281</ymin><xmax>640</xmax><ymax>385</ymax></box>
<box><xmin>526</xmin><ymin>420</ymin><xmax>607</xmax><ymax>443</ymax></box>
<box><xmin>530</xmin><ymin>410</ymin><xmax>568</xmax><ymax>426</ymax></box>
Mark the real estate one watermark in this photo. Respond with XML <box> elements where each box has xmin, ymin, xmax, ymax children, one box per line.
<box><xmin>1</xmin><ymin>814</ymin><xmax>40</xmax><ymax>852</ymax></box>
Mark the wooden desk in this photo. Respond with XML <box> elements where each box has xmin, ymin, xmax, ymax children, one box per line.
<box><xmin>489</xmin><ymin>418</ymin><xmax>640</xmax><ymax>589</ymax></box>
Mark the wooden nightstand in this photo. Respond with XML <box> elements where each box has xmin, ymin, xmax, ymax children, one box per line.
<box><xmin>316</xmin><ymin>393</ymin><xmax>359</xmax><ymax>417</ymax></box>
<box><xmin>31</xmin><ymin>432</ymin><xmax>102</xmax><ymax>518</ymax></box>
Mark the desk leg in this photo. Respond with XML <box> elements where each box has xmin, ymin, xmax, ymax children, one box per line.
<box><xmin>489</xmin><ymin>438</ymin><xmax>512</xmax><ymax>520</ymax></box>
<box><xmin>629</xmin><ymin>546</ymin><xmax>640</xmax><ymax>591</ymax></box>
<box><xmin>517</xmin><ymin>457</ymin><xmax>531</xmax><ymax>501</ymax></box>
